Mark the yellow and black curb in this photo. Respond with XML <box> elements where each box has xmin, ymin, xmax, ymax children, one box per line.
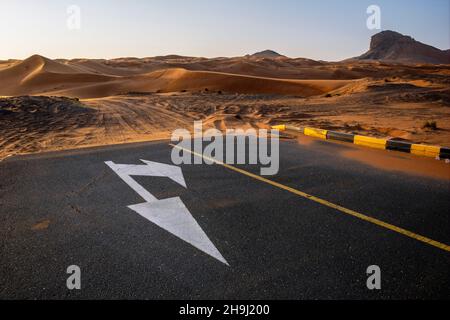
<box><xmin>272</xmin><ymin>124</ymin><xmax>450</xmax><ymax>160</ymax></box>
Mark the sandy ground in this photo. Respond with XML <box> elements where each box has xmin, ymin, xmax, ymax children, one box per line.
<box><xmin>0</xmin><ymin>54</ymin><xmax>449</xmax><ymax>161</ymax></box>
<box><xmin>1</xmin><ymin>89</ymin><xmax>449</xmax><ymax>161</ymax></box>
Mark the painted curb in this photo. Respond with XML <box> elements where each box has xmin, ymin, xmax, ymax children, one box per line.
<box><xmin>272</xmin><ymin>124</ymin><xmax>450</xmax><ymax>160</ymax></box>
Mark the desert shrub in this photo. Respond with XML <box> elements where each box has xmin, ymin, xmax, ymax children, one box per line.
<box><xmin>325</xmin><ymin>93</ymin><xmax>332</xmax><ymax>98</ymax></box>
<box><xmin>423</xmin><ymin>120</ymin><xmax>437</xmax><ymax>130</ymax></box>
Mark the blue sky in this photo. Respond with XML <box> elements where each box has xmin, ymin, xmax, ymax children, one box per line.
<box><xmin>0</xmin><ymin>0</ymin><xmax>448</xmax><ymax>60</ymax></box>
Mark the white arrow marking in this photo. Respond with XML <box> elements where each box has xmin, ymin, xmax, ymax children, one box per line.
<box><xmin>105</xmin><ymin>160</ymin><xmax>186</xmax><ymax>202</ymax></box>
<box><xmin>105</xmin><ymin>160</ymin><xmax>228</xmax><ymax>266</ymax></box>
<box><xmin>129</xmin><ymin>198</ymin><xmax>228</xmax><ymax>265</ymax></box>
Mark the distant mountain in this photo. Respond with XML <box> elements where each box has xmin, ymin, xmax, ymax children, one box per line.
<box><xmin>250</xmin><ymin>50</ymin><xmax>286</xmax><ymax>59</ymax></box>
<box><xmin>355</xmin><ymin>30</ymin><xmax>450</xmax><ymax>64</ymax></box>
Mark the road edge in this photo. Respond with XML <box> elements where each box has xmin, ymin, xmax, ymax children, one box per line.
<box><xmin>272</xmin><ymin>124</ymin><xmax>450</xmax><ymax>160</ymax></box>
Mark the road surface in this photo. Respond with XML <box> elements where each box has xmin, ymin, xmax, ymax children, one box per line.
<box><xmin>1</xmin><ymin>136</ymin><xmax>449</xmax><ymax>299</ymax></box>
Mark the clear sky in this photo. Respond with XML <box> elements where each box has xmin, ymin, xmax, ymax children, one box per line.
<box><xmin>0</xmin><ymin>0</ymin><xmax>448</xmax><ymax>61</ymax></box>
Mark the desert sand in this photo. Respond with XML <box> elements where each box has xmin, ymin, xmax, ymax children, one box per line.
<box><xmin>1</xmin><ymin>44</ymin><xmax>450</xmax><ymax>161</ymax></box>
<box><xmin>0</xmin><ymin>54</ymin><xmax>353</xmax><ymax>98</ymax></box>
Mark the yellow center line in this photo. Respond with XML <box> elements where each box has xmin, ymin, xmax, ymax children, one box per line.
<box><xmin>169</xmin><ymin>143</ymin><xmax>450</xmax><ymax>253</ymax></box>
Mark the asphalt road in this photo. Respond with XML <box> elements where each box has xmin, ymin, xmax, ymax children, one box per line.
<box><xmin>0</xmin><ymin>137</ymin><xmax>449</xmax><ymax>299</ymax></box>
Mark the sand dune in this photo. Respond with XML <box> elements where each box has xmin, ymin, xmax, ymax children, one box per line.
<box><xmin>0</xmin><ymin>55</ymin><xmax>117</xmax><ymax>96</ymax></box>
<box><xmin>51</xmin><ymin>69</ymin><xmax>352</xmax><ymax>99</ymax></box>
<box><xmin>2</xmin><ymin>53</ymin><xmax>448</xmax><ymax>99</ymax></box>
<box><xmin>0</xmin><ymin>55</ymin><xmax>353</xmax><ymax>98</ymax></box>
